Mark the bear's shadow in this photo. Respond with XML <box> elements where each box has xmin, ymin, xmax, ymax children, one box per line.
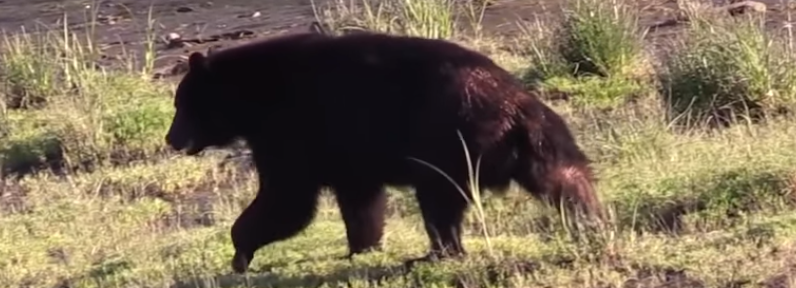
<box><xmin>171</xmin><ymin>261</ymin><xmax>411</xmax><ymax>288</ymax></box>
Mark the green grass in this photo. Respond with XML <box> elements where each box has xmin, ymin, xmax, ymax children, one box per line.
<box><xmin>554</xmin><ymin>0</ymin><xmax>646</xmax><ymax>79</ymax></box>
<box><xmin>0</xmin><ymin>18</ymin><xmax>173</xmax><ymax>175</ymax></box>
<box><xmin>519</xmin><ymin>0</ymin><xmax>651</xmax><ymax>110</ymax></box>
<box><xmin>660</xmin><ymin>9</ymin><xmax>796</xmax><ymax>128</ymax></box>
<box><xmin>3</xmin><ymin>0</ymin><xmax>796</xmax><ymax>287</ymax></box>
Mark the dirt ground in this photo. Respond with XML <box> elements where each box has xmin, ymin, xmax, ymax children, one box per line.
<box><xmin>0</xmin><ymin>0</ymin><xmax>794</xmax><ymax>78</ymax></box>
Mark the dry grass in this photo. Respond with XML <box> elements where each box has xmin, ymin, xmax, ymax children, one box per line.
<box><xmin>2</xmin><ymin>0</ymin><xmax>796</xmax><ymax>287</ymax></box>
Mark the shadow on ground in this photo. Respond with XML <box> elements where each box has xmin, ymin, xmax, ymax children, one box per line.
<box><xmin>171</xmin><ymin>263</ymin><xmax>411</xmax><ymax>288</ymax></box>
<box><xmin>167</xmin><ymin>255</ymin><xmax>753</xmax><ymax>288</ymax></box>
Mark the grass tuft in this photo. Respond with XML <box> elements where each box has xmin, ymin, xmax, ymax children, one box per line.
<box><xmin>557</xmin><ymin>0</ymin><xmax>647</xmax><ymax>79</ymax></box>
<box><xmin>312</xmin><ymin>0</ymin><xmax>457</xmax><ymax>39</ymax></box>
<box><xmin>660</xmin><ymin>10</ymin><xmax>796</xmax><ymax>128</ymax></box>
<box><xmin>520</xmin><ymin>0</ymin><xmax>650</xmax><ymax>110</ymax></box>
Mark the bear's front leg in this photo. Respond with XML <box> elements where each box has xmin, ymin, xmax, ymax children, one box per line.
<box><xmin>230</xmin><ymin>180</ymin><xmax>322</xmax><ymax>274</ymax></box>
<box><xmin>406</xmin><ymin>179</ymin><xmax>469</xmax><ymax>268</ymax></box>
<box><xmin>333</xmin><ymin>181</ymin><xmax>388</xmax><ymax>258</ymax></box>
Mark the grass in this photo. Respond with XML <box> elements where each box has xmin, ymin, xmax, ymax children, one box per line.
<box><xmin>3</xmin><ymin>0</ymin><xmax>796</xmax><ymax>287</ymax></box>
<box><xmin>311</xmin><ymin>0</ymin><xmax>459</xmax><ymax>39</ymax></box>
<box><xmin>519</xmin><ymin>0</ymin><xmax>652</xmax><ymax>110</ymax></box>
<box><xmin>660</xmin><ymin>5</ymin><xmax>796</xmax><ymax>128</ymax></box>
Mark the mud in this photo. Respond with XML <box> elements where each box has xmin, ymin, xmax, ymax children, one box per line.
<box><xmin>2</xmin><ymin>0</ymin><xmax>795</xmax><ymax>80</ymax></box>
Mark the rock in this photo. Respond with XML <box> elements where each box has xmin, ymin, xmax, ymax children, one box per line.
<box><xmin>166</xmin><ymin>32</ymin><xmax>185</xmax><ymax>49</ymax></box>
<box><xmin>237</xmin><ymin>12</ymin><xmax>261</xmax><ymax>18</ymax></box>
<box><xmin>724</xmin><ymin>1</ymin><xmax>766</xmax><ymax>16</ymax></box>
<box><xmin>167</xmin><ymin>32</ymin><xmax>181</xmax><ymax>41</ymax></box>
<box><xmin>648</xmin><ymin>0</ymin><xmax>766</xmax><ymax>31</ymax></box>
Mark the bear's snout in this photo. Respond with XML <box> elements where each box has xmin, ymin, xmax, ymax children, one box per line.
<box><xmin>165</xmin><ymin>111</ymin><xmax>196</xmax><ymax>154</ymax></box>
<box><xmin>165</xmin><ymin>128</ymin><xmax>188</xmax><ymax>151</ymax></box>
<box><xmin>165</xmin><ymin>131</ymin><xmax>201</xmax><ymax>156</ymax></box>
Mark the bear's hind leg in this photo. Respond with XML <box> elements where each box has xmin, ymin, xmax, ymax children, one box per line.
<box><xmin>333</xmin><ymin>182</ymin><xmax>388</xmax><ymax>258</ymax></box>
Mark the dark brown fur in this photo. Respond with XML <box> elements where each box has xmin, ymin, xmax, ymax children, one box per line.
<box><xmin>164</xmin><ymin>32</ymin><xmax>604</xmax><ymax>274</ymax></box>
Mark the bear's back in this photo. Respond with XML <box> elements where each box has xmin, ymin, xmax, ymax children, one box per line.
<box><xmin>198</xmin><ymin>33</ymin><xmax>532</xmax><ymax>185</ymax></box>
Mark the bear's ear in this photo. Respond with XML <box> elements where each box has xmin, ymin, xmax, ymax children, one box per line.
<box><xmin>188</xmin><ymin>52</ymin><xmax>208</xmax><ymax>72</ymax></box>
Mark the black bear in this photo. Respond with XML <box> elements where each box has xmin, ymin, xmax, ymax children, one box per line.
<box><xmin>164</xmin><ymin>31</ymin><xmax>605</xmax><ymax>274</ymax></box>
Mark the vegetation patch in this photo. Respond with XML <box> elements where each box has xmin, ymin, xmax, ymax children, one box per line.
<box><xmin>660</xmin><ymin>11</ymin><xmax>796</xmax><ymax>129</ymax></box>
<box><xmin>520</xmin><ymin>0</ymin><xmax>651</xmax><ymax>110</ymax></box>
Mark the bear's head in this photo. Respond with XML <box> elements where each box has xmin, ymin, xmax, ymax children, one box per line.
<box><xmin>165</xmin><ymin>52</ymin><xmax>238</xmax><ymax>155</ymax></box>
